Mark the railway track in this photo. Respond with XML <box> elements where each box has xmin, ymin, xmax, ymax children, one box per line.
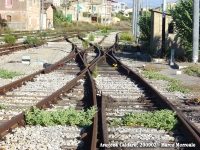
<box><xmin>0</xmin><ymin>32</ymin><xmax>199</xmax><ymax>150</ymax></box>
<box><xmin>93</xmin><ymin>34</ymin><xmax>199</xmax><ymax>150</ymax></box>
<box><xmin>0</xmin><ymin>30</ymin><xmax>95</xmax><ymax>56</ymax></box>
<box><xmin>0</xmin><ymin>32</ymin><xmax>106</xmax><ymax>149</ymax></box>
<box><xmin>95</xmin><ymin>54</ymin><xmax>196</xmax><ymax>149</ymax></box>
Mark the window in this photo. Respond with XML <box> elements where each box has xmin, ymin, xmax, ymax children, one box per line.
<box><xmin>5</xmin><ymin>0</ymin><xmax>12</xmax><ymax>6</ymax></box>
<box><xmin>112</xmin><ymin>5</ymin><xmax>114</xmax><ymax>11</ymax></box>
<box><xmin>168</xmin><ymin>23</ymin><xmax>174</xmax><ymax>34</ymax></box>
<box><xmin>6</xmin><ymin>15</ymin><xmax>11</xmax><ymax>22</ymax></box>
<box><xmin>93</xmin><ymin>7</ymin><xmax>96</xmax><ymax>11</ymax></box>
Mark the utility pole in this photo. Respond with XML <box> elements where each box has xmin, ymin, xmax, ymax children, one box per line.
<box><xmin>40</xmin><ymin>0</ymin><xmax>44</xmax><ymax>31</ymax></box>
<box><xmin>132</xmin><ymin>0</ymin><xmax>136</xmax><ymax>35</ymax></box>
<box><xmin>160</xmin><ymin>0</ymin><xmax>166</xmax><ymax>58</ymax></box>
<box><xmin>104</xmin><ymin>0</ymin><xmax>107</xmax><ymax>26</ymax></box>
<box><xmin>136</xmin><ymin>0</ymin><xmax>140</xmax><ymax>44</ymax></box>
<box><xmin>192</xmin><ymin>0</ymin><xmax>199</xmax><ymax>63</ymax></box>
<box><xmin>135</xmin><ymin>0</ymin><xmax>138</xmax><ymax>41</ymax></box>
<box><xmin>132</xmin><ymin>0</ymin><xmax>140</xmax><ymax>43</ymax></box>
<box><xmin>76</xmin><ymin>0</ymin><xmax>79</xmax><ymax>27</ymax></box>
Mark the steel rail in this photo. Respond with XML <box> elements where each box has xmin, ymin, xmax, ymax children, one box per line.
<box><xmin>108</xmin><ymin>45</ymin><xmax>200</xmax><ymax>149</ymax></box>
<box><xmin>0</xmin><ymin>67</ymin><xmax>88</xmax><ymax>140</ymax></box>
<box><xmin>0</xmin><ymin>30</ymin><xmax>96</xmax><ymax>56</ymax></box>
<box><xmin>0</xmin><ymin>33</ymin><xmax>107</xmax><ymax>147</ymax></box>
<box><xmin>0</xmin><ymin>42</ymin><xmax>77</xmax><ymax>94</ymax></box>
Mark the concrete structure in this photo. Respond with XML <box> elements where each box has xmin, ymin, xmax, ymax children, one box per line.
<box><xmin>150</xmin><ymin>9</ymin><xmax>183</xmax><ymax>56</ymax></box>
<box><xmin>0</xmin><ymin>0</ymin><xmax>53</xmax><ymax>31</ymax></box>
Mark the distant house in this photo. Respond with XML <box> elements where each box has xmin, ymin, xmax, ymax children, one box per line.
<box><xmin>110</xmin><ymin>1</ymin><xmax>126</xmax><ymax>13</ymax></box>
<box><xmin>0</xmin><ymin>0</ymin><xmax>53</xmax><ymax>31</ymax></box>
<box><xmin>67</xmin><ymin>0</ymin><xmax>112</xmax><ymax>24</ymax></box>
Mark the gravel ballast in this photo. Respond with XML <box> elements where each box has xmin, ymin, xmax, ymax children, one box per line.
<box><xmin>0</xmin><ymin>42</ymin><xmax>72</xmax><ymax>86</ymax></box>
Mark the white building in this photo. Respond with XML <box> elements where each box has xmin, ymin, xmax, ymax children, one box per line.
<box><xmin>111</xmin><ymin>1</ymin><xmax>126</xmax><ymax>13</ymax></box>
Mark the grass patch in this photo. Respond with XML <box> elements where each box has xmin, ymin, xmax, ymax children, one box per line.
<box><xmin>89</xmin><ymin>34</ymin><xmax>95</xmax><ymax>41</ymax></box>
<box><xmin>142</xmin><ymin>70</ymin><xmax>190</xmax><ymax>93</ymax></box>
<box><xmin>82</xmin><ymin>40</ymin><xmax>89</xmax><ymax>48</ymax></box>
<box><xmin>183</xmin><ymin>66</ymin><xmax>200</xmax><ymax>77</ymax></box>
<box><xmin>167</xmin><ymin>83</ymin><xmax>189</xmax><ymax>94</ymax></box>
<box><xmin>119</xmin><ymin>31</ymin><xmax>135</xmax><ymax>42</ymax></box>
<box><xmin>0</xmin><ymin>68</ymin><xmax>22</xmax><ymax>79</ymax></box>
<box><xmin>25</xmin><ymin>106</ymin><xmax>97</xmax><ymax>127</ymax></box>
<box><xmin>142</xmin><ymin>71</ymin><xmax>181</xmax><ymax>83</ymax></box>
<box><xmin>95</xmin><ymin>31</ymin><xmax>109</xmax><ymax>36</ymax></box>
<box><xmin>109</xmin><ymin>110</ymin><xmax>179</xmax><ymax>131</ymax></box>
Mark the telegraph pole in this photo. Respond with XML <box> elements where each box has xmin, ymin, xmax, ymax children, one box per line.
<box><xmin>161</xmin><ymin>0</ymin><xmax>166</xmax><ymax>58</ymax></box>
<box><xmin>41</xmin><ymin>0</ymin><xmax>44</xmax><ymax>31</ymax></box>
<box><xmin>76</xmin><ymin>0</ymin><xmax>79</xmax><ymax>27</ymax></box>
<box><xmin>192</xmin><ymin>0</ymin><xmax>199</xmax><ymax>63</ymax></box>
<box><xmin>132</xmin><ymin>0</ymin><xmax>140</xmax><ymax>44</ymax></box>
<box><xmin>136</xmin><ymin>0</ymin><xmax>140</xmax><ymax>44</ymax></box>
<box><xmin>104</xmin><ymin>0</ymin><xmax>107</xmax><ymax>26</ymax></box>
<box><xmin>132</xmin><ymin>0</ymin><xmax>136</xmax><ymax>35</ymax></box>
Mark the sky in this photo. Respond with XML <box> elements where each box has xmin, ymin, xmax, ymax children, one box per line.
<box><xmin>116</xmin><ymin>0</ymin><xmax>177</xmax><ymax>8</ymax></box>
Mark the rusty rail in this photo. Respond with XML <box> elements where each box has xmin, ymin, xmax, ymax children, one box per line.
<box><xmin>0</xmin><ymin>41</ymin><xmax>77</xmax><ymax>93</ymax></box>
<box><xmin>108</xmin><ymin>44</ymin><xmax>200</xmax><ymax>149</ymax></box>
<box><xmin>0</xmin><ymin>33</ymin><xmax>107</xmax><ymax>149</ymax></box>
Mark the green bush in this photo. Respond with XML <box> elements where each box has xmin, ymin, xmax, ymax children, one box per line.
<box><xmin>120</xmin><ymin>31</ymin><xmax>135</xmax><ymax>41</ymax></box>
<box><xmin>4</xmin><ymin>35</ymin><xmax>16</xmax><ymax>44</ymax></box>
<box><xmin>23</xmin><ymin>37</ymin><xmax>40</xmax><ymax>45</ymax></box>
<box><xmin>89</xmin><ymin>34</ymin><xmax>95</xmax><ymax>41</ymax></box>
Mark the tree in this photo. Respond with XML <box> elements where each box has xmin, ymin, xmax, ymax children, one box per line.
<box><xmin>0</xmin><ymin>17</ymin><xmax>7</xmax><ymax>28</ymax></box>
<box><xmin>61</xmin><ymin>0</ymin><xmax>72</xmax><ymax>17</ymax></box>
<box><xmin>169</xmin><ymin>0</ymin><xmax>194</xmax><ymax>57</ymax></box>
<box><xmin>139</xmin><ymin>11</ymin><xmax>151</xmax><ymax>49</ymax></box>
<box><xmin>53</xmin><ymin>9</ymin><xmax>71</xmax><ymax>27</ymax></box>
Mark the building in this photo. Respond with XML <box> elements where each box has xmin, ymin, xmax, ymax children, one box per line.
<box><xmin>150</xmin><ymin>9</ymin><xmax>183</xmax><ymax>56</ymax></box>
<box><xmin>110</xmin><ymin>1</ymin><xmax>126</xmax><ymax>13</ymax></box>
<box><xmin>66</xmin><ymin>0</ymin><xmax>112</xmax><ymax>24</ymax></box>
<box><xmin>0</xmin><ymin>0</ymin><xmax>53</xmax><ymax>31</ymax></box>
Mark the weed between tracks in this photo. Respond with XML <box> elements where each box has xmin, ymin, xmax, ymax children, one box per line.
<box><xmin>89</xmin><ymin>34</ymin><xmax>95</xmax><ymax>41</ymax></box>
<box><xmin>0</xmin><ymin>68</ymin><xmax>22</xmax><ymax>79</ymax></box>
<box><xmin>25</xmin><ymin>106</ymin><xmax>97</xmax><ymax>127</ymax></box>
<box><xmin>109</xmin><ymin>110</ymin><xmax>179</xmax><ymax>131</ymax></box>
<box><xmin>92</xmin><ymin>65</ymin><xmax>98</xmax><ymax>78</ymax></box>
